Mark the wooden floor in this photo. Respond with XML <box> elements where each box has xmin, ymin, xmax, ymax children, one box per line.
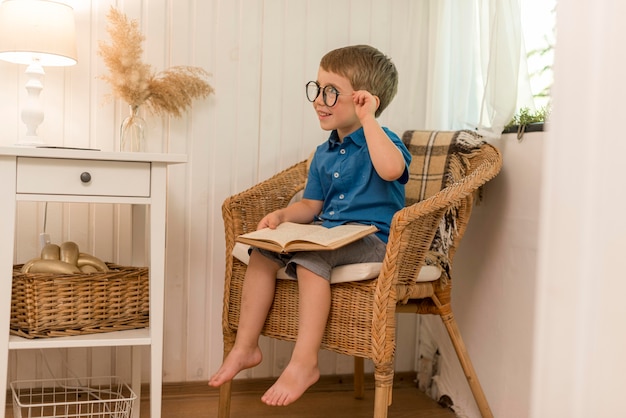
<box><xmin>5</xmin><ymin>373</ymin><xmax>457</xmax><ymax>418</ymax></box>
<box><xmin>146</xmin><ymin>373</ymin><xmax>455</xmax><ymax>418</ymax></box>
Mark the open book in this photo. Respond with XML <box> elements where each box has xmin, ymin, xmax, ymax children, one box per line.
<box><xmin>236</xmin><ymin>222</ymin><xmax>378</xmax><ymax>253</ymax></box>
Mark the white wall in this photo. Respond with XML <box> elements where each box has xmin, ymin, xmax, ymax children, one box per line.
<box><xmin>432</xmin><ymin>131</ymin><xmax>545</xmax><ymax>417</ymax></box>
<box><xmin>1</xmin><ymin>0</ymin><xmax>428</xmax><ymax>385</ymax></box>
<box><xmin>408</xmin><ymin>130</ymin><xmax>544</xmax><ymax>417</ymax></box>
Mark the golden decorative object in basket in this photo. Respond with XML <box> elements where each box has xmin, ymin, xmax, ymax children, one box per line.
<box><xmin>21</xmin><ymin>241</ymin><xmax>110</xmax><ymax>274</ymax></box>
<box><xmin>11</xmin><ymin>262</ymin><xmax>149</xmax><ymax>339</ymax></box>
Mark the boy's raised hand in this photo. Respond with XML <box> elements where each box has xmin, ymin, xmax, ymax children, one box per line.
<box><xmin>352</xmin><ymin>90</ymin><xmax>380</xmax><ymax>122</ymax></box>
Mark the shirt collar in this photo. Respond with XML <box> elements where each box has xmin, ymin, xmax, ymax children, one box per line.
<box><xmin>326</xmin><ymin>127</ymin><xmax>366</xmax><ymax>149</ymax></box>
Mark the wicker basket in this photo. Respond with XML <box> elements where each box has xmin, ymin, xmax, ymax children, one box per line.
<box><xmin>11</xmin><ymin>263</ymin><xmax>149</xmax><ymax>338</ymax></box>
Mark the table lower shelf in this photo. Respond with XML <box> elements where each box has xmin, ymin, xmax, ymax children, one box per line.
<box><xmin>8</xmin><ymin>328</ymin><xmax>152</xmax><ymax>349</ymax></box>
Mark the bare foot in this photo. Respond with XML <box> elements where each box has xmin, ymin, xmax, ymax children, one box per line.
<box><xmin>261</xmin><ymin>361</ymin><xmax>320</xmax><ymax>406</ymax></box>
<box><xmin>208</xmin><ymin>346</ymin><xmax>263</xmax><ymax>387</ymax></box>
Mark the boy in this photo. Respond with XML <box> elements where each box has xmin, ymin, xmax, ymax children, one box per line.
<box><xmin>209</xmin><ymin>44</ymin><xmax>411</xmax><ymax>407</ymax></box>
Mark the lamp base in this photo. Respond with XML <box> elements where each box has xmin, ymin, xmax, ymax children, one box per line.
<box><xmin>19</xmin><ymin>59</ymin><xmax>45</xmax><ymax>144</ymax></box>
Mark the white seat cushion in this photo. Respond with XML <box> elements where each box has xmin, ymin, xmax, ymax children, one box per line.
<box><xmin>232</xmin><ymin>243</ymin><xmax>441</xmax><ymax>284</ymax></box>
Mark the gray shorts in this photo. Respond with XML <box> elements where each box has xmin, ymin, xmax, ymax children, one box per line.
<box><xmin>254</xmin><ymin>233</ymin><xmax>387</xmax><ymax>281</ymax></box>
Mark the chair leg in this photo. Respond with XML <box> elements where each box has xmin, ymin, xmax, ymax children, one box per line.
<box><xmin>372</xmin><ymin>359</ymin><xmax>394</xmax><ymax>418</ymax></box>
<box><xmin>217</xmin><ymin>380</ymin><xmax>232</xmax><ymax>418</ymax></box>
<box><xmin>440</xmin><ymin>311</ymin><xmax>494</xmax><ymax>418</ymax></box>
<box><xmin>373</xmin><ymin>384</ymin><xmax>391</xmax><ymax>418</ymax></box>
<box><xmin>354</xmin><ymin>356</ymin><xmax>365</xmax><ymax>399</ymax></box>
<box><xmin>217</xmin><ymin>336</ymin><xmax>235</xmax><ymax>418</ymax></box>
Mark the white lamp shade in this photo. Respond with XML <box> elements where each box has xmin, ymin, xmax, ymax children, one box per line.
<box><xmin>0</xmin><ymin>0</ymin><xmax>77</xmax><ymax>67</ymax></box>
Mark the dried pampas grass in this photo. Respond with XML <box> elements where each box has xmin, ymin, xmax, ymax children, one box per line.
<box><xmin>98</xmin><ymin>7</ymin><xmax>214</xmax><ymax>117</ymax></box>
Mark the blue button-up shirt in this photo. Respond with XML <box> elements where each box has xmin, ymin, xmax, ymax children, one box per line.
<box><xmin>303</xmin><ymin>127</ymin><xmax>411</xmax><ymax>243</ymax></box>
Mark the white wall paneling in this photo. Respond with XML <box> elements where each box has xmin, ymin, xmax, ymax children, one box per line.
<box><xmin>1</xmin><ymin>0</ymin><xmax>438</xmax><ymax>389</ymax></box>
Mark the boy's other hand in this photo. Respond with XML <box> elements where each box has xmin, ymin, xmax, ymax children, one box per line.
<box><xmin>258</xmin><ymin>211</ymin><xmax>283</xmax><ymax>230</ymax></box>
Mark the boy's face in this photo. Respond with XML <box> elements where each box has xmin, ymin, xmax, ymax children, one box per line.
<box><xmin>312</xmin><ymin>69</ymin><xmax>360</xmax><ymax>139</ymax></box>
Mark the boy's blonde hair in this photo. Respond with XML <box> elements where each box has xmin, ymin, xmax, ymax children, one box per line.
<box><xmin>320</xmin><ymin>45</ymin><xmax>398</xmax><ymax>117</ymax></box>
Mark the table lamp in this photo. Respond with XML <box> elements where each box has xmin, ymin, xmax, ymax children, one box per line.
<box><xmin>0</xmin><ymin>0</ymin><xmax>77</xmax><ymax>146</ymax></box>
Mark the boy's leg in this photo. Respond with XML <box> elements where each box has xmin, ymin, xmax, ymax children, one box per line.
<box><xmin>209</xmin><ymin>250</ymin><xmax>281</xmax><ymax>387</ymax></box>
<box><xmin>261</xmin><ymin>265</ymin><xmax>331</xmax><ymax>406</ymax></box>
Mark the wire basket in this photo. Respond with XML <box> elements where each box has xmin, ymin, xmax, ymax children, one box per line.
<box><xmin>10</xmin><ymin>376</ymin><xmax>136</xmax><ymax>418</ymax></box>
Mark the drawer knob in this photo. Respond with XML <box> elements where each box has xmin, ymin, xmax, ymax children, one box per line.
<box><xmin>80</xmin><ymin>172</ymin><xmax>92</xmax><ymax>183</ymax></box>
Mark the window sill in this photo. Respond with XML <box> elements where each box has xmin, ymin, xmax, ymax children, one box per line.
<box><xmin>502</xmin><ymin>122</ymin><xmax>545</xmax><ymax>135</ymax></box>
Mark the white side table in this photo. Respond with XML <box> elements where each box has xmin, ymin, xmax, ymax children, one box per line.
<box><xmin>0</xmin><ymin>147</ymin><xmax>186</xmax><ymax>418</ymax></box>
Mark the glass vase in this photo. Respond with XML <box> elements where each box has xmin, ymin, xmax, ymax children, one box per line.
<box><xmin>120</xmin><ymin>105</ymin><xmax>146</xmax><ymax>152</ymax></box>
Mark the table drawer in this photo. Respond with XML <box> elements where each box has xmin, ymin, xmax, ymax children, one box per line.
<box><xmin>16</xmin><ymin>157</ymin><xmax>151</xmax><ymax>197</ymax></box>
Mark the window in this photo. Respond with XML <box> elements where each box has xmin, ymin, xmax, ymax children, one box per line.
<box><xmin>521</xmin><ymin>0</ymin><xmax>556</xmax><ymax>111</ymax></box>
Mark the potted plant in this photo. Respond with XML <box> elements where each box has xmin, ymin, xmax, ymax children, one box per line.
<box><xmin>503</xmin><ymin>106</ymin><xmax>550</xmax><ymax>140</ymax></box>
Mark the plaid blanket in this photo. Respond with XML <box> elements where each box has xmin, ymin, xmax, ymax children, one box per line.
<box><xmin>401</xmin><ymin>130</ymin><xmax>485</xmax><ymax>205</ymax></box>
<box><xmin>401</xmin><ymin>130</ymin><xmax>486</xmax><ymax>283</ymax></box>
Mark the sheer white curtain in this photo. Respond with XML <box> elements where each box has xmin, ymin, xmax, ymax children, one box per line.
<box><xmin>414</xmin><ymin>0</ymin><xmax>531</xmax><ymax>137</ymax></box>
<box><xmin>411</xmin><ymin>2</ymin><xmax>531</xmax><ymax>416</ymax></box>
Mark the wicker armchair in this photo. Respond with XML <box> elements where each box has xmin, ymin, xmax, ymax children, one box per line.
<box><xmin>218</xmin><ymin>130</ymin><xmax>502</xmax><ymax>418</ymax></box>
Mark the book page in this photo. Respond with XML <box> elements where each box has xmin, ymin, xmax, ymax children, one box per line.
<box><xmin>237</xmin><ymin>222</ymin><xmax>323</xmax><ymax>247</ymax></box>
<box><xmin>290</xmin><ymin>223</ymin><xmax>374</xmax><ymax>246</ymax></box>
<box><xmin>237</xmin><ymin>222</ymin><xmax>377</xmax><ymax>251</ymax></box>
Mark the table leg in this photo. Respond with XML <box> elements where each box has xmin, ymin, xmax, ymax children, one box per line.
<box><xmin>0</xmin><ymin>156</ymin><xmax>17</xmax><ymax>418</ymax></box>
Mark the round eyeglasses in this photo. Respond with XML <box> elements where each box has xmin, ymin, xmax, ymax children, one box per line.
<box><xmin>305</xmin><ymin>81</ymin><xmax>347</xmax><ymax>107</ymax></box>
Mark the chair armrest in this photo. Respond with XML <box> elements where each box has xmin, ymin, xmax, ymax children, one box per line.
<box><xmin>222</xmin><ymin>160</ymin><xmax>308</xmax><ymax>253</ymax></box>
<box><xmin>382</xmin><ymin>197</ymin><xmax>449</xmax><ymax>289</ymax></box>
<box><xmin>376</xmin><ymin>143</ymin><xmax>503</xmax><ymax>298</ymax></box>
<box><xmin>220</xmin><ymin>160</ymin><xmax>308</xmax><ymax>331</ymax></box>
